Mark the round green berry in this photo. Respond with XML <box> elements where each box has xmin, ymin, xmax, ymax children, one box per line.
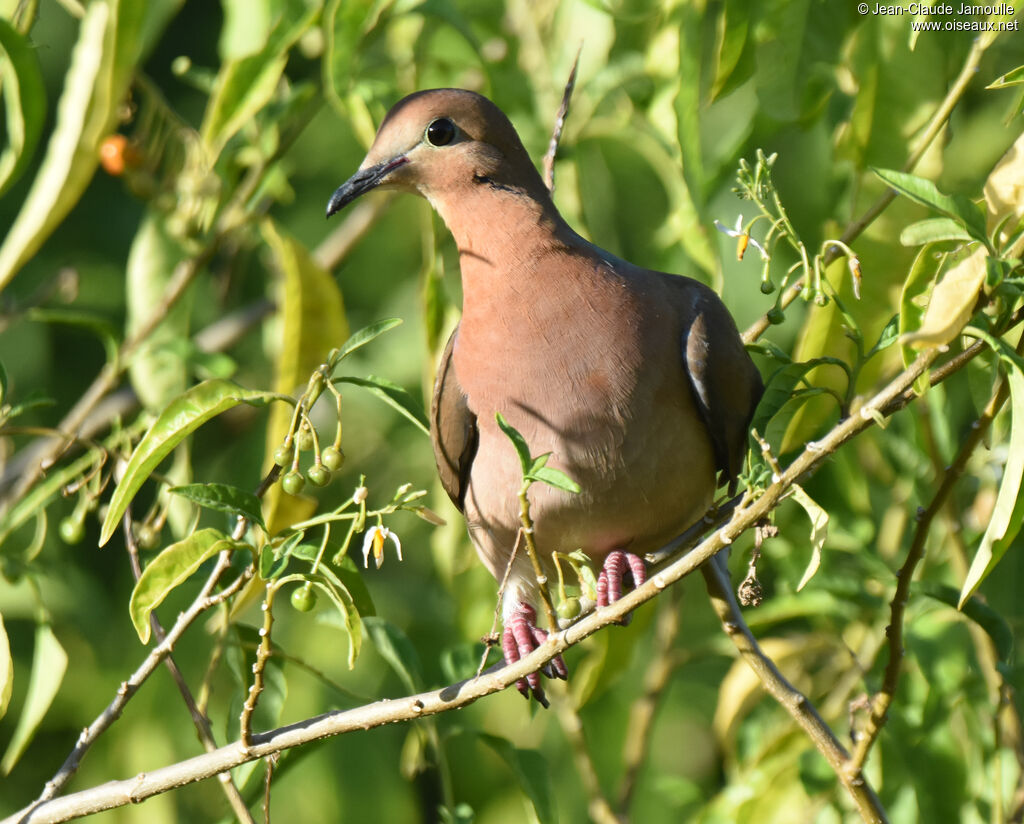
<box><xmin>291</xmin><ymin>583</ymin><xmax>317</xmax><ymax>612</ymax></box>
<box><xmin>296</xmin><ymin>427</ymin><xmax>314</xmax><ymax>452</ymax></box>
<box><xmin>136</xmin><ymin>524</ymin><xmax>160</xmax><ymax>550</ymax></box>
<box><xmin>766</xmin><ymin>307</ymin><xmax>785</xmax><ymax>325</ymax></box>
<box><xmin>760</xmin><ymin>279</ymin><xmax>775</xmax><ymax>295</ymax></box>
<box><xmin>556</xmin><ymin>596</ymin><xmax>581</xmax><ymax>620</ymax></box>
<box><xmin>59</xmin><ymin>515</ymin><xmax>84</xmax><ymax>545</ymax></box>
<box><xmin>307</xmin><ymin>464</ymin><xmax>331</xmax><ymax>487</ymax></box>
<box><xmin>321</xmin><ymin>446</ymin><xmax>344</xmax><ymax>471</ymax></box>
<box><xmin>273</xmin><ymin>444</ymin><xmax>293</xmax><ymax>467</ymax></box>
<box><xmin>282</xmin><ymin>471</ymin><xmax>306</xmax><ymax>496</ymax></box>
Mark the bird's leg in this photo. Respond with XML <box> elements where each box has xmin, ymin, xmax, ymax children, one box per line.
<box><xmin>596</xmin><ymin>549</ymin><xmax>647</xmax><ymax>625</ymax></box>
<box><xmin>501</xmin><ymin>602</ymin><xmax>568</xmax><ymax>708</ymax></box>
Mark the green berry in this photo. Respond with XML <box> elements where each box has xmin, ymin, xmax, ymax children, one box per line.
<box><xmin>296</xmin><ymin>427</ymin><xmax>314</xmax><ymax>452</ymax></box>
<box><xmin>282</xmin><ymin>471</ymin><xmax>306</xmax><ymax>495</ymax></box>
<box><xmin>760</xmin><ymin>279</ymin><xmax>775</xmax><ymax>295</ymax></box>
<box><xmin>291</xmin><ymin>583</ymin><xmax>317</xmax><ymax>612</ymax></box>
<box><xmin>556</xmin><ymin>597</ymin><xmax>581</xmax><ymax>620</ymax></box>
<box><xmin>59</xmin><ymin>515</ymin><xmax>84</xmax><ymax>545</ymax></box>
<box><xmin>766</xmin><ymin>307</ymin><xmax>785</xmax><ymax>325</ymax></box>
<box><xmin>307</xmin><ymin>464</ymin><xmax>331</xmax><ymax>487</ymax></box>
<box><xmin>321</xmin><ymin>446</ymin><xmax>344</xmax><ymax>471</ymax></box>
<box><xmin>273</xmin><ymin>444</ymin><xmax>293</xmax><ymax>467</ymax></box>
<box><xmin>136</xmin><ymin>524</ymin><xmax>160</xmax><ymax>550</ymax></box>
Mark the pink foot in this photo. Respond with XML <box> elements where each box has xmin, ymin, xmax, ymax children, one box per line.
<box><xmin>596</xmin><ymin>550</ymin><xmax>646</xmax><ymax>624</ymax></box>
<box><xmin>501</xmin><ymin>603</ymin><xmax>568</xmax><ymax>708</ymax></box>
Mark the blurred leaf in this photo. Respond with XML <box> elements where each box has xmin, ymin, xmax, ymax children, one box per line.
<box><xmin>901</xmin><ymin>246</ymin><xmax>986</xmax><ymax>349</ymax></box>
<box><xmin>917</xmin><ymin>582</ymin><xmax>1013</xmax><ymax>663</ymax></box>
<box><xmin>324</xmin><ymin>0</ymin><xmax>384</xmax><ymax>106</ymax></box>
<box><xmin>219</xmin><ymin>0</ymin><xmax>274</xmax><ymax>59</ymax></box>
<box><xmin>129</xmin><ymin>528</ymin><xmax>246</xmax><ymax>643</ymax></box>
<box><xmin>710</xmin><ymin>0</ymin><xmax>752</xmax><ymax>100</ymax></box>
<box><xmin>27</xmin><ymin>308</ymin><xmax>120</xmax><ymax>366</ymax></box>
<box><xmin>0</xmin><ymin>623</ymin><xmax>67</xmax><ymax>774</ymax></box>
<box><xmin>0</xmin><ymin>450</ymin><xmax>97</xmax><ymax>547</ymax></box>
<box><xmin>873</xmin><ymin>168</ymin><xmax>988</xmax><ymax>243</ymax></box>
<box><xmin>0</xmin><ymin>0</ymin><xmax>181</xmax><ymax>291</ymax></box>
<box><xmin>364</xmin><ymin>616</ymin><xmax>423</xmax><ymax>693</ymax></box>
<box><xmin>0</xmin><ymin>359</ymin><xmax>6</xmax><ymax>406</ymax></box>
<box><xmin>201</xmin><ymin>0</ymin><xmax>317</xmax><ymax>156</ymax></box>
<box><xmin>797</xmin><ymin>748</ymin><xmax>834</xmax><ymax>797</ymax></box>
<box><xmin>0</xmin><ymin>612</ymin><xmax>11</xmax><ymax>721</ymax></box>
<box><xmin>960</xmin><ymin>347</ymin><xmax>1024</xmax><ymax>605</ymax></box>
<box><xmin>479</xmin><ymin>734</ymin><xmax>556</xmax><ymax>824</ymax></box>
<box><xmin>898</xmin><ymin>242</ymin><xmax>944</xmax><ymax>381</ymax></box>
<box><xmin>0</xmin><ymin>17</ymin><xmax>45</xmax><ymax>196</ymax></box>
<box><xmin>260</xmin><ymin>218</ymin><xmax>348</xmax><ymax>534</ymax></box>
<box><xmin>311</xmin><ymin>577</ymin><xmax>361</xmax><ymax>669</ymax></box>
<box><xmin>334</xmin><ymin>375</ymin><xmax>429</xmax><ymax>435</ymax></box>
<box><xmin>986</xmin><ymin>65</ymin><xmax>1024</xmax><ymax>89</ymax></box>
<box><xmin>334</xmin><ymin>318</ymin><xmax>403</xmax><ymax>362</ymax></box>
<box><xmin>983</xmin><ymin>131</ymin><xmax>1024</xmax><ymax>242</ymax></box>
<box><xmin>169</xmin><ymin>482</ymin><xmax>267</xmax><ymax>533</ymax></box>
<box><xmin>126</xmin><ymin>211</ymin><xmax>190</xmax><ymax>411</ymax></box>
<box><xmin>900</xmin><ymin>217</ymin><xmax>975</xmax><ymax>247</ymax></box>
<box><xmin>100</xmin><ymin>380</ymin><xmax>277</xmax><ymax>546</ymax></box>
<box><xmin>790</xmin><ymin>484</ymin><xmax>828</xmax><ymax>591</ymax></box>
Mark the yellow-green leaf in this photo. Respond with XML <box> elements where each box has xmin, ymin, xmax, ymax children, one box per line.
<box><xmin>128</xmin><ymin>528</ymin><xmax>247</xmax><ymax>643</ymax></box>
<box><xmin>901</xmin><ymin>245</ymin><xmax>986</xmax><ymax>349</ymax></box>
<box><xmin>791</xmin><ymin>483</ymin><xmax>829</xmax><ymax>591</ymax></box>
<box><xmin>0</xmin><ymin>612</ymin><xmax>11</xmax><ymax>721</ymax></box>
<box><xmin>0</xmin><ymin>17</ymin><xmax>45</xmax><ymax>196</ymax></box>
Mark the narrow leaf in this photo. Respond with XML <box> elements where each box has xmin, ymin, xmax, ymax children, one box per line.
<box><xmin>334</xmin><ymin>375</ymin><xmax>429</xmax><ymax>435</ymax></box>
<box><xmin>0</xmin><ymin>623</ymin><xmax>67</xmax><ymax>774</ymax></box>
<box><xmin>527</xmin><ymin>466</ymin><xmax>581</xmax><ymax>494</ymax></box>
<box><xmin>0</xmin><ymin>17</ymin><xmax>45</xmax><ymax>196</ymax></box>
<box><xmin>901</xmin><ymin>246</ymin><xmax>986</xmax><ymax>349</ymax></box>
<box><xmin>986</xmin><ymin>65</ymin><xmax>1024</xmax><ymax>89</ymax></box>
<box><xmin>100</xmin><ymin>380</ymin><xmax>276</xmax><ymax>545</ymax></box>
<box><xmin>917</xmin><ymin>582</ymin><xmax>1013</xmax><ymax>663</ymax></box>
<box><xmin>867</xmin><ymin>314</ymin><xmax>901</xmax><ymax>358</ymax></box>
<box><xmin>791</xmin><ymin>484</ymin><xmax>829</xmax><ymax>591</ymax></box>
<box><xmin>479</xmin><ymin>735</ymin><xmax>557</xmax><ymax>824</ymax></box>
<box><xmin>363</xmin><ymin>616</ymin><xmax>423</xmax><ymax>693</ymax></box>
<box><xmin>129</xmin><ymin>528</ymin><xmax>245</xmax><ymax>643</ymax></box>
<box><xmin>334</xmin><ymin>318</ymin><xmax>403</xmax><ymax>362</ymax></box>
<box><xmin>873</xmin><ymin>168</ymin><xmax>988</xmax><ymax>242</ymax></box>
<box><xmin>169</xmin><ymin>482</ymin><xmax>267</xmax><ymax>533</ymax></box>
<box><xmin>495</xmin><ymin>412</ymin><xmax>533</xmax><ymax>476</ymax></box>
<box><xmin>0</xmin><ymin>612</ymin><xmax>11</xmax><ymax>721</ymax></box>
<box><xmin>900</xmin><ymin>217</ymin><xmax>974</xmax><ymax>247</ymax></box>
<box><xmin>311</xmin><ymin>578</ymin><xmax>361</xmax><ymax>669</ymax></box>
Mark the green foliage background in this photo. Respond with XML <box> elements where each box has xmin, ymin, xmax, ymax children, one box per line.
<box><xmin>0</xmin><ymin>0</ymin><xmax>1023</xmax><ymax>822</ymax></box>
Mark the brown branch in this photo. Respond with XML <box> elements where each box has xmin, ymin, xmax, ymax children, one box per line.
<box><xmin>542</xmin><ymin>45</ymin><xmax>582</xmax><ymax>193</ymax></box>
<box><xmin>616</xmin><ymin>588</ymin><xmax>683</xmax><ymax>815</ymax></box>
<box><xmin>848</xmin><ymin>332</ymin><xmax>1023</xmax><ymax>774</ymax></box>
<box><xmin>702</xmin><ymin>556</ymin><xmax>888</xmax><ymax>823</ymax></box>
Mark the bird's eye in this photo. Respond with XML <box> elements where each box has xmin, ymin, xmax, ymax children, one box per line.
<box><xmin>425</xmin><ymin>117</ymin><xmax>456</xmax><ymax>147</ymax></box>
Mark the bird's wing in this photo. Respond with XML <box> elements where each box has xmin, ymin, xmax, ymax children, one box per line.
<box><xmin>430</xmin><ymin>326</ymin><xmax>479</xmax><ymax>511</ymax></box>
<box><xmin>680</xmin><ymin>285</ymin><xmax>764</xmax><ymax>489</ymax></box>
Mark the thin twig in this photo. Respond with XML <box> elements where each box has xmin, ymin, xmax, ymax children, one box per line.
<box><xmin>122</xmin><ymin>516</ymin><xmax>256</xmax><ymax>824</ymax></box>
<box><xmin>543</xmin><ymin>45</ymin><xmax>582</xmax><ymax>193</ymax></box>
<box><xmin>702</xmin><ymin>556</ymin><xmax>888</xmax><ymax>824</ymax></box>
<box><xmin>616</xmin><ymin>588</ymin><xmax>683</xmax><ymax>815</ymax></box>
<box><xmin>477</xmin><ymin>528</ymin><xmax>524</xmax><ymax>677</ymax></box>
<box><xmin>552</xmin><ymin>685</ymin><xmax>622</xmax><ymax>824</ymax></box>
<box><xmin>848</xmin><ymin>332</ymin><xmax>1023</xmax><ymax>774</ymax></box>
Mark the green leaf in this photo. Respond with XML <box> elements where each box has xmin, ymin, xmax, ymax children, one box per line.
<box><xmin>917</xmin><ymin>582</ymin><xmax>1013</xmax><ymax>663</ymax></box>
<box><xmin>363</xmin><ymin>616</ymin><xmax>423</xmax><ymax>693</ymax></box>
<box><xmin>334</xmin><ymin>318</ymin><xmax>403</xmax><ymax>362</ymax></box>
<box><xmin>986</xmin><ymin>65</ymin><xmax>1024</xmax><ymax>89</ymax></box>
<box><xmin>790</xmin><ymin>484</ymin><xmax>828</xmax><ymax>591</ymax></box>
<box><xmin>495</xmin><ymin>412</ymin><xmax>532</xmax><ymax>477</ymax></box>
<box><xmin>129</xmin><ymin>528</ymin><xmax>246</xmax><ymax>643</ymax></box>
<box><xmin>0</xmin><ymin>612</ymin><xmax>11</xmax><ymax>721</ymax></box>
<box><xmin>100</xmin><ymin>380</ymin><xmax>277</xmax><ymax>546</ymax></box>
<box><xmin>0</xmin><ymin>0</ymin><xmax>180</xmax><ymax>291</ymax></box>
<box><xmin>0</xmin><ymin>17</ymin><xmax>45</xmax><ymax>196</ymax></box>
<box><xmin>873</xmin><ymin>168</ymin><xmax>988</xmax><ymax>244</ymax></box>
<box><xmin>200</xmin><ymin>0</ymin><xmax>317</xmax><ymax>156</ymax></box>
<box><xmin>866</xmin><ymin>314</ymin><xmax>901</xmax><ymax>358</ymax></box>
<box><xmin>28</xmin><ymin>308</ymin><xmax>120</xmax><ymax>366</ymax></box>
<box><xmin>0</xmin><ymin>360</ymin><xmax>6</xmax><ymax>406</ymax></box>
<box><xmin>527</xmin><ymin>466</ymin><xmax>582</xmax><ymax>495</ymax></box>
<box><xmin>0</xmin><ymin>450</ymin><xmax>98</xmax><ymax>547</ymax></box>
<box><xmin>959</xmin><ymin>350</ymin><xmax>1024</xmax><ymax>605</ymax></box>
<box><xmin>311</xmin><ymin>577</ymin><xmax>361</xmax><ymax>669</ymax></box>
<box><xmin>0</xmin><ymin>623</ymin><xmax>67</xmax><ymax>774</ymax></box>
<box><xmin>479</xmin><ymin>734</ymin><xmax>556</xmax><ymax>824</ymax></box>
<box><xmin>169</xmin><ymin>482</ymin><xmax>267</xmax><ymax>533</ymax></box>
<box><xmin>900</xmin><ymin>217</ymin><xmax>975</xmax><ymax>247</ymax></box>
<box><xmin>334</xmin><ymin>375</ymin><xmax>429</xmax><ymax>435</ymax></box>
<box><xmin>219</xmin><ymin>0</ymin><xmax>274</xmax><ymax>60</ymax></box>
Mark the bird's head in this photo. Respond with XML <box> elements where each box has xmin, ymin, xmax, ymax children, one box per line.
<box><xmin>326</xmin><ymin>88</ymin><xmax>547</xmax><ymax>218</ymax></box>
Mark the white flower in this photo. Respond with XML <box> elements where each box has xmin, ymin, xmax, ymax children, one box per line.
<box><xmin>362</xmin><ymin>525</ymin><xmax>402</xmax><ymax>569</ymax></box>
<box><xmin>352</xmin><ymin>485</ymin><xmax>368</xmax><ymax>505</ymax></box>
<box><xmin>714</xmin><ymin>216</ymin><xmax>768</xmax><ymax>261</ymax></box>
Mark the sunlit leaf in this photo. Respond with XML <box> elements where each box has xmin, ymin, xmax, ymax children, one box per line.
<box><xmin>901</xmin><ymin>246</ymin><xmax>986</xmax><ymax>349</ymax></box>
<box><xmin>0</xmin><ymin>17</ymin><xmax>45</xmax><ymax>196</ymax></box>
<box><xmin>0</xmin><ymin>612</ymin><xmax>11</xmax><ymax>721</ymax></box>
<box><xmin>495</xmin><ymin>412</ymin><xmax>533</xmax><ymax>477</ymax></box>
<box><xmin>917</xmin><ymin>582</ymin><xmax>1013</xmax><ymax>663</ymax></box>
<box><xmin>334</xmin><ymin>318</ymin><xmax>402</xmax><ymax>362</ymax></box>
<box><xmin>986</xmin><ymin>65</ymin><xmax>1024</xmax><ymax>89</ymax></box>
<box><xmin>334</xmin><ymin>375</ymin><xmax>429</xmax><ymax>435</ymax></box>
<box><xmin>0</xmin><ymin>623</ymin><xmax>67</xmax><ymax>774</ymax></box>
<box><xmin>100</xmin><ymin>380</ymin><xmax>277</xmax><ymax>545</ymax></box>
<box><xmin>790</xmin><ymin>484</ymin><xmax>829</xmax><ymax>590</ymax></box>
<box><xmin>527</xmin><ymin>465</ymin><xmax>581</xmax><ymax>494</ymax></box>
<box><xmin>0</xmin><ymin>450</ymin><xmax>98</xmax><ymax>548</ymax></box>
<box><xmin>873</xmin><ymin>168</ymin><xmax>988</xmax><ymax>243</ymax></box>
<box><xmin>900</xmin><ymin>217</ymin><xmax>974</xmax><ymax>247</ymax></box>
<box><xmin>169</xmin><ymin>482</ymin><xmax>267</xmax><ymax>533</ymax></box>
<box><xmin>129</xmin><ymin>528</ymin><xmax>247</xmax><ymax>643</ymax></box>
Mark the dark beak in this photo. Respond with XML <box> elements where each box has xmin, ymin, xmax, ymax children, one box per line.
<box><xmin>325</xmin><ymin>156</ymin><xmax>408</xmax><ymax>218</ymax></box>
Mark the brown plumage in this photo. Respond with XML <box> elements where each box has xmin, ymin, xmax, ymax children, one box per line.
<box><xmin>327</xmin><ymin>89</ymin><xmax>763</xmax><ymax>706</ymax></box>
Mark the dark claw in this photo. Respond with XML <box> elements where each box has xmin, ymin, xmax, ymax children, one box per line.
<box><xmin>501</xmin><ymin>602</ymin><xmax>567</xmax><ymax>707</ymax></box>
<box><xmin>596</xmin><ymin>550</ymin><xmax>647</xmax><ymax>624</ymax></box>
